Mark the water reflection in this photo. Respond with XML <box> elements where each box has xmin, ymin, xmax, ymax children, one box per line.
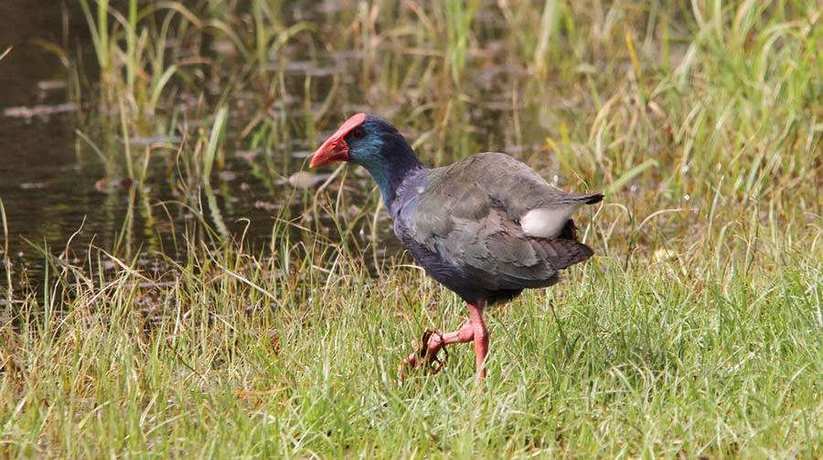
<box><xmin>0</xmin><ymin>0</ymin><xmax>525</xmax><ymax>282</ymax></box>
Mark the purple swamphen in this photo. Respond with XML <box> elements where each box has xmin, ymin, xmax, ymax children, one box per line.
<box><xmin>310</xmin><ymin>113</ymin><xmax>602</xmax><ymax>381</ymax></box>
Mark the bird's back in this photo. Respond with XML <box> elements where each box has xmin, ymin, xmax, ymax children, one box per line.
<box><xmin>393</xmin><ymin>152</ymin><xmax>601</xmax><ymax>304</ymax></box>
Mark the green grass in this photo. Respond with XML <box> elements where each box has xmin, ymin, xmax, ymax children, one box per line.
<box><xmin>2</xmin><ymin>0</ymin><xmax>822</xmax><ymax>457</ymax></box>
<box><xmin>1</xmin><ymin>236</ymin><xmax>820</xmax><ymax>457</ymax></box>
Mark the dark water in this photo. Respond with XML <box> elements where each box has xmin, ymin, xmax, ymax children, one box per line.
<box><xmin>0</xmin><ymin>1</ymin><xmax>93</xmax><ymax>273</ymax></box>
<box><xmin>0</xmin><ymin>1</ymin><xmax>302</xmax><ymax>279</ymax></box>
<box><xmin>0</xmin><ymin>0</ymin><xmax>535</xmax><ymax>282</ymax></box>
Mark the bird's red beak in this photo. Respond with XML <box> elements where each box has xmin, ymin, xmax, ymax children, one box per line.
<box><xmin>309</xmin><ymin>136</ymin><xmax>349</xmax><ymax>168</ymax></box>
<box><xmin>309</xmin><ymin>113</ymin><xmax>366</xmax><ymax>168</ymax></box>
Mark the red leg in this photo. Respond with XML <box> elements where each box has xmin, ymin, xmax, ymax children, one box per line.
<box><xmin>467</xmin><ymin>301</ymin><xmax>489</xmax><ymax>381</ymax></box>
<box><xmin>399</xmin><ymin>299</ymin><xmax>490</xmax><ymax>382</ymax></box>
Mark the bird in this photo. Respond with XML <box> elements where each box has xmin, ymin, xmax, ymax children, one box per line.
<box><xmin>310</xmin><ymin>113</ymin><xmax>602</xmax><ymax>382</ymax></box>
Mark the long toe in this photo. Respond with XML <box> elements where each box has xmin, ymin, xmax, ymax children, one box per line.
<box><xmin>398</xmin><ymin>322</ymin><xmax>477</xmax><ymax>381</ymax></box>
<box><xmin>398</xmin><ymin>330</ymin><xmax>442</xmax><ymax>379</ymax></box>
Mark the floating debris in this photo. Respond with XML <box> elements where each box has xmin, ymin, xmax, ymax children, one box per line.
<box><xmin>235</xmin><ymin>150</ymin><xmax>260</xmax><ymax>162</ymax></box>
<box><xmin>287</xmin><ymin>171</ymin><xmax>331</xmax><ymax>189</ymax></box>
<box><xmin>36</xmin><ymin>80</ymin><xmax>67</xmax><ymax>92</ymax></box>
<box><xmin>3</xmin><ymin>102</ymin><xmax>77</xmax><ymax>119</ymax></box>
<box><xmin>279</xmin><ymin>60</ymin><xmax>341</xmax><ymax>77</ymax></box>
<box><xmin>218</xmin><ymin>170</ymin><xmax>238</xmax><ymax>182</ymax></box>
<box><xmin>19</xmin><ymin>182</ymin><xmax>48</xmax><ymax>190</ymax></box>
<box><xmin>212</xmin><ymin>39</ymin><xmax>237</xmax><ymax>57</ymax></box>
<box><xmin>291</xmin><ymin>150</ymin><xmax>312</xmax><ymax>159</ymax></box>
<box><xmin>124</xmin><ymin>135</ymin><xmax>180</xmax><ymax>147</ymax></box>
<box><xmin>254</xmin><ymin>200</ymin><xmax>279</xmax><ymax>212</ymax></box>
<box><xmin>94</xmin><ymin>177</ymin><xmax>133</xmax><ymax>193</ymax></box>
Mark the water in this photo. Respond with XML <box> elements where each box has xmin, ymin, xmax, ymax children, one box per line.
<box><xmin>0</xmin><ymin>2</ymin><xmax>93</xmax><ymax>273</ymax></box>
<box><xmin>0</xmin><ymin>0</ymin><xmax>537</xmax><ymax>282</ymax></box>
<box><xmin>0</xmin><ymin>1</ymin><xmax>302</xmax><ymax>279</ymax></box>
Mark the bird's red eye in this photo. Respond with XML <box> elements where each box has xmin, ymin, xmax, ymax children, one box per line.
<box><xmin>351</xmin><ymin>126</ymin><xmax>365</xmax><ymax>139</ymax></box>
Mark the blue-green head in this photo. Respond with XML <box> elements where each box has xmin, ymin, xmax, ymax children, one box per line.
<box><xmin>310</xmin><ymin>113</ymin><xmax>422</xmax><ymax>204</ymax></box>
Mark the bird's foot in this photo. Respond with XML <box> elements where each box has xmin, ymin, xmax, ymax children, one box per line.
<box><xmin>398</xmin><ymin>329</ymin><xmax>448</xmax><ymax>380</ymax></box>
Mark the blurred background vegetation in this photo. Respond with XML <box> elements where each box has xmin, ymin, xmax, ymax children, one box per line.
<box><xmin>0</xmin><ymin>0</ymin><xmax>820</xmax><ymax>270</ymax></box>
<box><xmin>0</xmin><ymin>0</ymin><xmax>820</xmax><ymax>457</ymax></box>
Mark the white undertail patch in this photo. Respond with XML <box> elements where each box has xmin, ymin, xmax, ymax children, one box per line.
<box><xmin>520</xmin><ymin>206</ymin><xmax>579</xmax><ymax>238</ymax></box>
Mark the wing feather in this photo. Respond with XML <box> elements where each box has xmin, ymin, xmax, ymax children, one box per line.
<box><xmin>409</xmin><ymin>152</ymin><xmax>599</xmax><ymax>291</ymax></box>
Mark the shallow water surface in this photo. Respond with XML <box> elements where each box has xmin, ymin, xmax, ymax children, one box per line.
<box><xmin>0</xmin><ymin>1</ymin><xmax>102</xmax><ymax>272</ymax></box>
<box><xmin>0</xmin><ymin>1</ymin><xmax>340</xmax><ymax>279</ymax></box>
<box><xmin>0</xmin><ymin>0</ymin><xmax>538</xmax><ymax>282</ymax></box>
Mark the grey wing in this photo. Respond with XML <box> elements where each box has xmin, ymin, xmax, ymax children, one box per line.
<box><xmin>436</xmin><ymin>208</ymin><xmax>593</xmax><ymax>291</ymax></box>
<box><xmin>430</xmin><ymin>152</ymin><xmax>603</xmax><ymax>219</ymax></box>
<box><xmin>410</xmin><ymin>153</ymin><xmax>597</xmax><ymax>289</ymax></box>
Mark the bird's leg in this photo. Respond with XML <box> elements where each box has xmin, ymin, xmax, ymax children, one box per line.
<box><xmin>467</xmin><ymin>301</ymin><xmax>489</xmax><ymax>382</ymax></box>
<box><xmin>399</xmin><ymin>321</ymin><xmax>474</xmax><ymax>376</ymax></box>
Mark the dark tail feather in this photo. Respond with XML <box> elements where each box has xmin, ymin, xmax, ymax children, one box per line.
<box><xmin>580</xmin><ymin>192</ymin><xmax>603</xmax><ymax>205</ymax></box>
<box><xmin>541</xmin><ymin>238</ymin><xmax>594</xmax><ymax>269</ymax></box>
<box><xmin>559</xmin><ymin>219</ymin><xmax>579</xmax><ymax>240</ymax></box>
